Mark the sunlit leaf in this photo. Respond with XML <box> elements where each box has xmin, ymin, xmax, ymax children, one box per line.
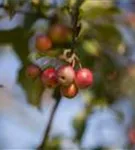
<box><xmin>78</xmin><ymin>20</ymin><xmax>90</xmax><ymax>38</ymax></box>
<box><xmin>80</xmin><ymin>7</ymin><xmax>120</xmax><ymax>19</ymax></box>
<box><xmin>46</xmin><ymin>136</ymin><xmax>61</xmax><ymax>150</ymax></box>
<box><xmin>31</xmin><ymin>0</ymin><xmax>40</xmax><ymax>6</ymax></box>
<box><xmin>93</xmin><ymin>24</ymin><xmax>122</xmax><ymax>46</ymax></box>
<box><xmin>92</xmin><ymin>98</ymin><xmax>108</xmax><ymax>108</ymax></box>
<box><xmin>82</xmin><ymin>40</ymin><xmax>100</xmax><ymax>56</ymax></box>
<box><xmin>67</xmin><ymin>0</ymin><xmax>77</xmax><ymax>7</ymax></box>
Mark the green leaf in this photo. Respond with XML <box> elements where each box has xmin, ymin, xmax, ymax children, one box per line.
<box><xmin>80</xmin><ymin>4</ymin><xmax>120</xmax><ymax>20</ymax></box>
<box><xmin>92</xmin><ymin>98</ymin><xmax>108</xmax><ymax>108</ymax></box>
<box><xmin>73</xmin><ymin>111</ymin><xmax>87</xmax><ymax>143</ymax></box>
<box><xmin>67</xmin><ymin>0</ymin><xmax>77</xmax><ymax>7</ymax></box>
<box><xmin>11</xmin><ymin>29</ymin><xmax>43</xmax><ymax>106</ymax></box>
<box><xmin>0</xmin><ymin>28</ymin><xmax>44</xmax><ymax>106</ymax></box>
<box><xmin>82</xmin><ymin>40</ymin><xmax>100</xmax><ymax>56</ymax></box>
<box><xmin>28</xmin><ymin>52</ymin><xmax>41</xmax><ymax>62</ymax></box>
<box><xmin>78</xmin><ymin>20</ymin><xmax>90</xmax><ymax>39</ymax></box>
<box><xmin>93</xmin><ymin>24</ymin><xmax>122</xmax><ymax>46</ymax></box>
<box><xmin>19</xmin><ymin>67</ymin><xmax>44</xmax><ymax>106</ymax></box>
<box><xmin>80</xmin><ymin>0</ymin><xmax>117</xmax><ymax>12</ymax></box>
<box><xmin>29</xmin><ymin>77</ymin><xmax>44</xmax><ymax>106</ymax></box>
<box><xmin>46</xmin><ymin>136</ymin><xmax>61</xmax><ymax>150</ymax></box>
<box><xmin>0</xmin><ymin>28</ymin><xmax>29</xmax><ymax>64</ymax></box>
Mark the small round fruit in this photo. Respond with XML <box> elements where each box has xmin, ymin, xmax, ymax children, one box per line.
<box><xmin>36</xmin><ymin>35</ymin><xmax>52</xmax><ymax>52</ymax></box>
<box><xmin>57</xmin><ymin>65</ymin><xmax>75</xmax><ymax>86</ymax></box>
<box><xmin>49</xmin><ymin>24</ymin><xmax>72</xmax><ymax>44</ymax></box>
<box><xmin>41</xmin><ymin>67</ymin><xmax>58</xmax><ymax>88</ymax></box>
<box><xmin>61</xmin><ymin>83</ymin><xmax>78</xmax><ymax>98</ymax></box>
<box><xmin>128</xmin><ymin>128</ymin><xmax>135</xmax><ymax>144</ymax></box>
<box><xmin>75</xmin><ymin>68</ymin><xmax>93</xmax><ymax>89</ymax></box>
<box><xmin>26</xmin><ymin>64</ymin><xmax>41</xmax><ymax>79</ymax></box>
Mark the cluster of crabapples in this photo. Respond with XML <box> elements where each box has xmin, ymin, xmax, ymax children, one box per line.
<box><xmin>26</xmin><ymin>64</ymin><xmax>93</xmax><ymax>98</ymax></box>
<box><xmin>26</xmin><ymin>24</ymin><xmax>93</xmax><ymax>99</ymax></box>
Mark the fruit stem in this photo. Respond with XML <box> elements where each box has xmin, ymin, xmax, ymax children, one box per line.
<box><xmin>38</xmin><ymin>87</ymin><xmax>61</xmax><ymax>150</ymax></box>
<box><xmin>79</xmin><ymin>62</ymin><xmax>82</xmax><ymax>69</ymax></box>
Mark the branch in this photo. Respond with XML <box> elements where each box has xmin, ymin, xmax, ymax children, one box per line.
<box><xmin>38</xmin><ymin>87</ymin><xmax>61</xmax><ymax>150</ymax></box>
<box><xmin>71</xmin><ymin>0</ymin><xmax>84</xmax><ymax>51</ymax></box>
<box><xmin>38</xmin><ymin>1</ymin><xmax>84</xmax><ymax>148</ymax></box>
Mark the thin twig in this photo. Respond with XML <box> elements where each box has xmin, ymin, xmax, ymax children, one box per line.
<box><xmin>38</xmin><ymin>99</ymin><xmax>61</xmax><ymax>150</ymax></box>
<box><xmin>71</xmin><ymin>0</ymin><xmax>84</xmax><ymax>51</ymax></box>
<box><xmin>38</xmin><ymin>87</ymin><xmax>61</xmax><ymax>150</ymax></box>
<box><xmin>69</xmin><ymin>0</ymin><xmax>84</xmax><ymax>68</ymax></box>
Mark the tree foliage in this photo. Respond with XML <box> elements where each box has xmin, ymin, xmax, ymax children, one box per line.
<box><xmin>0</xmin><ymin>0</ymin><xmax>130</xmax><ymax>149</ymax></box>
